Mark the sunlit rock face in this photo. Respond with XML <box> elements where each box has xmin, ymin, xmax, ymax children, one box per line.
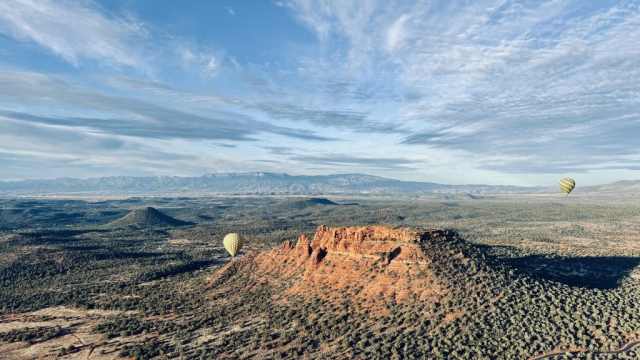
<box><xmin>211</xmin><ymin>225</ymin><xmax>464</xmax><ymax>306</ymax></box>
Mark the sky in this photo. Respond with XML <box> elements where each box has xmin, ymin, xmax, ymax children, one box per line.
<box><xmin>0</xmin><ymin>0</ymin><xmax>639</xmax><ymax>186</ymax></box>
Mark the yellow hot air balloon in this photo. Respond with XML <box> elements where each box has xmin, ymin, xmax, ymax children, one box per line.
<box><xmin>223</xmin><ymin>233</ymin><xmax>245</xmax><ymax>257</ymax></box>
<box><xmin>558</xmin><ymin>178</ymin><xmax>575</xmax><ymax>196</ymax></box>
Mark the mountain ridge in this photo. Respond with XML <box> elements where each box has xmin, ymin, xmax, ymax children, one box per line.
<box><xmin>0</xmin><ymin>172</ymin><xmax>540</xmax><ymax>195</ymax></box>
<box><xmin>575</xmin><ymin>179</ymin><xmax>640</xmax><ymax>193</ymax></box>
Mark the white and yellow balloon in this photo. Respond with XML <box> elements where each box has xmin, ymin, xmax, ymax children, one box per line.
<box><xmin>558</xmin><ymin>178</ymin><xmax>575</xmax><ymax>196</ymax></box>
<box><xmin>223</xmin><ymin>233</ymin><xmax>245</xmax><ymax>257</ymax></box>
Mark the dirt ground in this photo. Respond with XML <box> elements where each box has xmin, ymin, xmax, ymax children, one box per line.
<box><xmin>0</xmin><ymin>307</ymin><xmax>135</xmax><ymax>359</ymax></box>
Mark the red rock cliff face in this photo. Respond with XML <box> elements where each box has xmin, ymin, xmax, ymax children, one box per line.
<box><xmin>311</xmin><ymin>225</ymin><xmax>423</xmax><ymax>259</ymax></box>
<box><xmin>247</xmin><ymin>225</ymin><xmax>448</xmax><ymax>304</ymax></box>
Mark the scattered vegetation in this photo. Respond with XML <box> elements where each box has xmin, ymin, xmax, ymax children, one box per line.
<box><xmin>0</xmin><ymin>196</ymin><xmax>639</xmax><ymax>358</ymax></box>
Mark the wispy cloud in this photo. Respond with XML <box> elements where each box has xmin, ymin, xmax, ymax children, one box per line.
<box><xmin>105</xmin><ymin>75</ymin><xmax>403</xmax><ymax>134</ymax></box>
<box><xmin>252</xmin><ymin>101</ymin><xmax>401</xmax><ymax>133</ymax></box>
<box><xmin>289</xmin><ymin>153</ymin><xmax>418</xmax><ymax>171</ymax></box>
<box><xmin>0</xmin><ymin>0</ymin><xmax>150</xmax><ymax>71</ymax></box>
<box><xmin>0</xmin><ymin>71</ymin><xmax>333</xmax><ymax>142</ymax></box>
<box><xmin>257</xmin><ymin>145</ymin><xmax>420</xmax><ymax>172</ymax></box>
<box><xmin>260</xmin><ymin>146</ymin><xmax>295</xmax><ymax>155</ymax></box>
<box><xmin>0</xmin><ymin>0</ymin><xmax>234</xmax><ymax>78</ymax></box>
<box><xmin>228</xmin><ymin>56</ymin><xmax>243</xmax><ymax>71</ymax></box>
<box><xmin>281</xmin><ymin>0</ymin><xmax>640</xmax><ymax>180</ymax></box>
<box><xmin>176</xmin><ymin>45</ymin><xmax>224</xmax><ymax>77</ymax></box>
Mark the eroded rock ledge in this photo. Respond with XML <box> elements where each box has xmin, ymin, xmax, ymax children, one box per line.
<box><xmin>212</xmin><ymin>225</ymin><xmax>460</xmax><ymax>303</ymax></box>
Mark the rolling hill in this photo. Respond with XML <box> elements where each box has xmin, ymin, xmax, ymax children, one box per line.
<box><xmin>104</xmin><ymin>207</ymin><xmax>193</xmax><ymax>228</ymax></box>
<box><xmin>272</xmin><ymin>197</ymin><xmax>340</xmax><ymax>210</ymax></box>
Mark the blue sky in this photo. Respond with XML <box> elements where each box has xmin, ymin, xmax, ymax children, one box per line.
<box><xmin>0</xmin><ymin>0</ymin><xmax>639</xmax><ymax>186</ymax></box>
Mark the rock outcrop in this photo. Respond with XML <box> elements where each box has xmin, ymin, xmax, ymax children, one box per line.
<box><xmin>217</xmin><ymin>225</ymin><xmax>464</xmax><ymax>305</ymax></box>
<box><xmin>295</xmin><ymin>234</ymin><xmax>312</xmax><ymax>258</ymax></box>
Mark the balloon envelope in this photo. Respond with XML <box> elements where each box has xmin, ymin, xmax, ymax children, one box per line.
<box><xmin>223</xmin><ymin>233</ymin><xmax>245</xmax><ymax>256</ymax></box>
<box><xmin>558</xmin><ymin>178</ymin><xmax>575</xmax><ymax>196</ymax></box>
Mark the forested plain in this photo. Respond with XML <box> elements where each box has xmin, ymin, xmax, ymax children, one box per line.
<box><xmin>0</xmin><ymin>195</ymin><xmax>639</xmax><ymax>359</ymax></box>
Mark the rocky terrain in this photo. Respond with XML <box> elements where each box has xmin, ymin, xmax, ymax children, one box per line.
<box><xmin>204</xmin><ymin>224</ymin><xmax>640</xmax><ymax>359</ymax></box>
<box><xmin>212</xmin><ymin>226</ymin><xmax>458</xmax><ymax>306</ymax></box>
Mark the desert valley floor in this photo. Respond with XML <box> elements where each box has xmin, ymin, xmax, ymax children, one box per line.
<box><xmin>1</xmin><ymin>194</ymin><xmax>640</xmax><ymax>359</ymax></box>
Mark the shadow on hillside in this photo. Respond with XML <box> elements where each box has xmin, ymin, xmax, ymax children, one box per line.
<box><xmin>21</xmin><ymin>229</ymin><xmax>109</xmax><ymax>238</ymax></box>
<box><xmin>61</xmin><ymin>245</ymin><xmax>105</xmax><ymax>252</ymax></box>
<box><xmin>92</xmin><ymin>251</ymin><xmax>165</xmax><ymax>260</ymax></box>
<box><xmin>140</xmin><ymin>260</ymin><xmax>224</xmax><ymax>281</ymax></box>
<box><xmin>49</xmin><ymin>212</ymin><xmax>85</xmax><ymax>220</ymax></box>
<box><xmin>502</xmin><ymin>254</ymin><xmax>640</xmax><ymax>290</ymax></box>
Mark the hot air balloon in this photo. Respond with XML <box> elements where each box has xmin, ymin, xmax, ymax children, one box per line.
<box><xmin>223</xmin><ymin>233</ymin><xmax>245</xmax><ymax>257</ymax></box>
<box><xmin>558</xmin><ymin>178</ymin><xmax>575</xmax><ymax>196</ymax></box>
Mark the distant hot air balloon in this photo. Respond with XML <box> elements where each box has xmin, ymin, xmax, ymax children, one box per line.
<box><xmin>223</xmin><ymin>233</ymin><xmax>245</xmax><ymax>257</ymax></box>
<box><xmin>558</xmin><ymin>178</ymin><xmax>575</xmax><ymax>196</ymax></box>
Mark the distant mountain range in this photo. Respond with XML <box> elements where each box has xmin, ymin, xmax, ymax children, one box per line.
<box><xmin>575</xmin><ymin>180</ymin><xmax>640</xmax><ymax>193</ymax></box>
<box><xmin>0</xmin><ymin>172</ymin><xmax>540</xmax><ymax>195</ymax></box>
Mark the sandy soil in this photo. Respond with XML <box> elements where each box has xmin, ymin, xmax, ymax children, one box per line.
<box><xmin>0</xmin><ymin>307</ymin><xmax>127</xmax><ymax>360</ymax></box>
